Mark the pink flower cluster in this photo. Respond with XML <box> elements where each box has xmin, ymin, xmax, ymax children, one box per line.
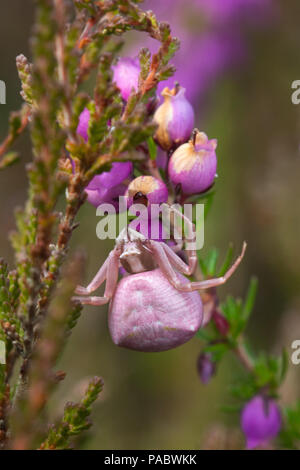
<box><xmin>77</xmin><ymin>58</ymin><xmax>218</xmax><ymax>213</ymax></box>
<box><xmin>133</xmin><ymin>0</ymin><xmax>274</xmax><ymax>102</ymax></box>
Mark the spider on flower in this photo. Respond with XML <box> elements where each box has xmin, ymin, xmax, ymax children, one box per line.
<box><xmin>73</xmin><ymin>203</ymin><xmax>246</xmax><ymax>352</ymax></box>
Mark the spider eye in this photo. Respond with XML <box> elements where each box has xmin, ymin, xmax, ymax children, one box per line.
<box><xmin>133</xmin><ymin>191</ymin><xmax>148</xmax><ymax>207</ymax></box>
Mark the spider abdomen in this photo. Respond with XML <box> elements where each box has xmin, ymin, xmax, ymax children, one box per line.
<box><xmin>109</xmin><ymin>268</ymin><xmax>203</xmax><ymax>352</ymax></box>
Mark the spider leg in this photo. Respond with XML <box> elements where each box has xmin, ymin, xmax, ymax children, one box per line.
<box><xmin>162</xmin><ymin>241</ymin><xmax>195</xmax><ymax>276</ymax></box>
<box><xmin>170</xmin><ymin>240</ymin><xmax>183</xmax><ymax>252</ymax></box>
<box><xmin>161</xmin><ymin>203</ymin><xmax>197</xmax><ymax>275</ymax></box>
<box><xmin>72</xmin><ymin>295</ymin><xmax>111</xmax><ymax>306</ymax></box>
<box><xmin>148</xmin><ymin>240</ymin><xmax>187</xmax><ymax>290</ymax></box>
<box><xmin>149</xmin><ymin>240</ymin><xmax>246</xmax><ymax>292</ymax></box>
<box><xmin>72</xmin><ymin>247</ymin><xmax>120</xmax><ymax>305</ymax></box>
<box><xmin>75</xmin><ymin>256</ymin><xmax>109</xmax><ymax>295</ymax></box>
<box><xmin>169</xmin><ymin>216</ymin><xmax>183</xmax><ymax>252</ymax></box>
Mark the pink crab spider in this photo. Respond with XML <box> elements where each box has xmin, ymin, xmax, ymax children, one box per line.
<box><xmin>73</xmin><ymin>205</ymin><xmax>246</xmax><ymax>352</ymax></box>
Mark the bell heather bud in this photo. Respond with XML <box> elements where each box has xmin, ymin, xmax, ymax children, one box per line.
<box><xmin>126</xmin><ymin>176</ymin><xmax>168</xmax><ymax>208</ymax></box>
<box><xmin>112</xmin><ymin>57</ymin><xmax>140</xmax><ymax>101</ymax></box>
<box><xmin>241</xmin><ymin>395</ymin><xmax>281</xmax><ymax>449</ymax></box>
<box><xmin>197</xmin><ymin>352</ymin><xmax>216</xmax><ymax>384</ymax></box>
<box><xmin>76</xmin><ymin>107</ymin><xmax>90</xmax><ymax>142</ymax></box>
<box><xmin>154</xmin><ymin>84</ymin><xmax>195</xmax><ymax>151</ymax></box>
<box><xmin>168</xmin><ymin>129</ymin><xmax>217</xmax><ymax>195</ymax></box>
<box><xmin>213</xmin><ymin>310</ymin><xmax>230</xmax><ymax>336</ymax></box>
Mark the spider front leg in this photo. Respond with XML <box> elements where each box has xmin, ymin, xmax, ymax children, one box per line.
<box><xmin>161</xmin><ymin>203</ymin><xmax>197</xmax><ymax>275</ymax></box>
<box><xmin>75</xmin><ymin>256</ymin><xmax>110</xmax><ymax>295</ymax></box>
<box><xmin>161</xmin><ymin>242</ymin><xmax>193</xmax><ymax>276</ymax></box>
<box><xmin>72</xmin><ymin>247</ymin><xmax>121</xmax><ymax>306</ymax></box>
<box><xmin>149</xmin><ymin>240</ymin><xmax>247</xmax><ymax>292</ymax></box>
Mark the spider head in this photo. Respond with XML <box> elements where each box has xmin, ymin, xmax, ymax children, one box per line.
<box><xmin>116</xmin><ymin>227</ymin><xmax>157</xmax><ymax>274</ymax></box>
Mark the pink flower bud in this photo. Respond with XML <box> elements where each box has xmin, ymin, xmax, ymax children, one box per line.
<box><xmin>241</xmin><ymin>395</ymin><xmax>281</xmax><ymax>449</ymax></box>
<box><xmin>197</xmin><ymin>352</ymin><xmax>216</xmax><ymax>384</ymax></box>
<box><xmin>126</xmin><ymin>176</ymin><xmax>168</xmax><ymax>209</ymax></box>
<box><xmin>76</xmin><ymin>107</ymin><xmax>90</xmax><ymax>142</ymax></box>
<box><xmin>112</xmin><ymin>57</ymin><xmax>140</xmax><ymax>101</ymax></box>
<box><xmin>154</xmin><ymin>84</ymin><xmax>195</xmax><ymax>151</ymax></box>
<box><xmin>212</xmin><ymin>310</ymin><xmax>230</xmax><ymax>336</ymax></box>
<box><xmin>168</xmin><ymin>129</ymin><xmax>217</xmax><ymax>195</ymax></box>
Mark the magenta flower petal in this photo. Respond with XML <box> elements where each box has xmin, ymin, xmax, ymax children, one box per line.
<box><xmin>76</xmin><ymin>107</ymin><xmax>90</xmax><ymax>142</ymax></box>
<box><xmin>129</xmin><ymin>216</ymin><xmax>167</xmax><ymax>242</ymax></box>
<box><xmin>86</xmin><ymin>182</ymin><xmax>128</xmax><ymax>210</ymax></box>
<box><xmin>87</xmin><ymin>162</ymin><xmax>133</xmax><ymax>190</ymax></box>
<box><xmin>76</xmin><ymin>109</ymin><xmax>133</xmax><ymax>210</ymax></box>
<box><xmin>241</xmin><ymin>395</ymin><xmax>281</xmax><ymax>449</ymax></box>
<box><xmin>112</xmin><ymin>57</ymin><xmax>140</xmax><ymax>101</ymax></box>
<box><xmin>85</xmin><ymin>162</ymin><xmax>133</xmax><ymax>210</ymax></box>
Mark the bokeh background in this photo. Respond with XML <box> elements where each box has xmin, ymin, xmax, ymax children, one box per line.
<box><xmin>0</xmin><ymin>0</ymin><xmax>300</xmax><ymax>449</ymax></box>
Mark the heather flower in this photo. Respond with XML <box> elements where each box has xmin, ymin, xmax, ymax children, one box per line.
<box><xmin>135</xmin><ymin>0</ymin><xmax>273</xmax><ymax>101</ymax></box>
<box><xmin>197</xmin><ymin>353</ymin><xmax>216</xmax><ymax>384</ymax></box>
<box><xmin>76</xmin><ymin>108</ymin><xmax>133</xmax><ymax>210</ymax></box>
<box><xmin>241</xmin><ymin>395</ymin><xmax>281</xmax><ymax>449</ymax></box>
<box><xmin>154</xmin><ymin>84</ymin><xmax>194</xmax><ymax>151</ymax></box>
<box><xmin>196</xmin><ymin>0</ymin><xmax>272</xmax><ymax>24</ymax></box>
<box><xmin>112</xmin><ymin>57</ymin><xmax>140</xmax><ymax>101</ymax></box>
<box><xmin>76</xmin><ymin>107</ymin><xmax>90</xmax><ymax>142</ymax></box>
<box><xmin>129</xmin><ymin>216</ymin><xmax>167</xmax><ymax>242</ymax></box>
<box><xmin>126</xmin><ymin>176</ymin><xmax>168</xmax><ymax>209</ymax></box>
<box><xmin>168</xmin><ymin>129</ymin><xmax>217</xmax><ymax>195</ymax></box>
<box><xmin>85</xmin><ymin>162</ymin><xmax>133</xmax><ymax>210</ymax></box>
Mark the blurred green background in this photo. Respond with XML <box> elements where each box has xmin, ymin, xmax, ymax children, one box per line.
<box><xmin>0</xmin><ymin>0</ymin><xmax>300</xmax><ymax>449</ymax></box>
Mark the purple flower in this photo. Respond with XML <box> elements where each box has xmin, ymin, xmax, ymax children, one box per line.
<box><xmin>76</xmin><ymin>108</ymin><xmax>133</xmax><ymax>210</ymax></box>
<box><xmin>76</xmin><ymin>107</ymin><xmax>90</xmax><ymax>142</ymax></box>
<box><xmin>154</xmin><ymin>84</ymin><xmax>194</xmax><ymax>151</ymax></box>
<box><xmin>85</xmin><ymin>162</ymin><xmax>133</xmax><ymax>210</ymax></box>
<box><xmin>196</xmin><ymin>0</ymin><xmax>272</xmax><ymax>24</ymax></box>
<box><xmin>129</xmin><ymin>216</ymin><xmax>167</xmax><ymax>242</ymax></box>
<box><xmin>112</xmin><ymin>57</ymin><xmax>140</xmax><ymax>101</ymax></box>
<box><xmin>241</xmin><ymin>395</ymin><xmax>281</xmax><ymax>449</ymax></box>
<box><xmin>131</xmin><ymin>0</ymin><xmax>273</xmax><ymax>102</ymax></box>
<box><xmin>155</xmin><ymin>149</ymin><xmax>168</xmax><ymax>171</ymax></box>
<box><xmin>197</xmin><ymin>353</ymin><xmax>216</xmax><ymax>384</ymax></box>
<box><xmin>168</xmin><ymin>130</ymin><xmax>217</xmax><ymax>195</ymax></box>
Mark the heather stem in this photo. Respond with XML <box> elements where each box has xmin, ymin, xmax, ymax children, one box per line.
<box><xmin>234</xmin><ymin>341</ymin><xmax>255</xmax><ymax>373</ymax></box>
